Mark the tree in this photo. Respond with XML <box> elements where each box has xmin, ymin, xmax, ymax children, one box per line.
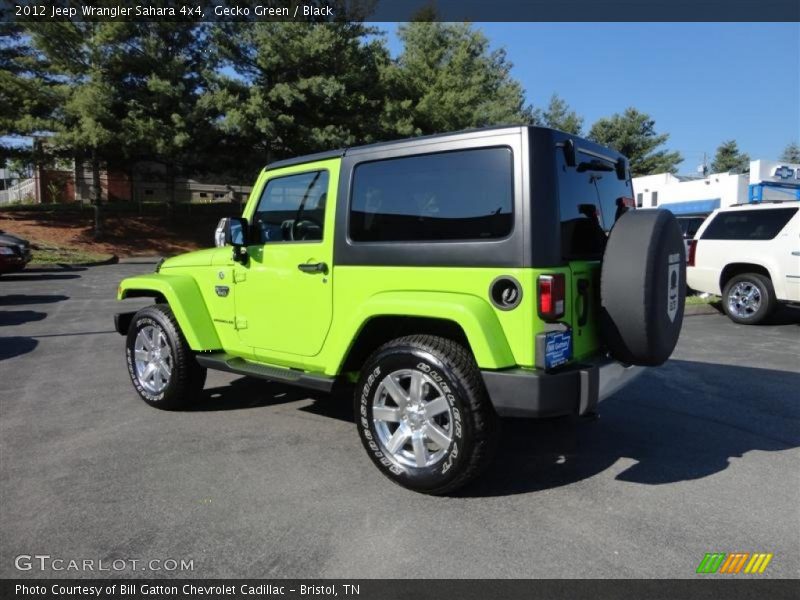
<box><xmin>114</xmin><ymin>22</ymin><xmax>219</xmax><ymax>214</ymax></box>
<box><xmin>779</xmin><ymin>142</ymin><xmax>800</xmax><ymax>163</ymax></box>
<box><xmin>207</xmin><ymin>22</ymin><xmax>389</xmax><ymax>176</ymax></box>
<box><xmin>384</xmin><ymin>22</ymin><xmax>533</xmax><ymax>137</ymax></box>
<box><xmin>711</xmin><ymin>140</ymin><xmax>750</xmax><ymax>174</ymax></box>
<box><xmin>536</xmin><ymin>94</ymin><xmax>583</xmax><ymax>135</ymax></box>
<box><xmin>0</xmin><ymin>23</ymin><xmax>60</xmax><ymax>165</ymax></box>
<box><xmin>588</xmin><ymin>108</ymin><xmax>682</xmax><ymax>176</ymax></box>
<box><xmin>22</xmin><ymin>21</ymin><xmax>217</xmax><ymax>223</ymax></box>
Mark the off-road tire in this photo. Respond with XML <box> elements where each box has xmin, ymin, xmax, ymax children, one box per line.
<box><xmin>722</xmin><ymin>273</ymin><xmax>776</xmax><ymax>325</ymax></box>
<box><xmin>125</xmin><ymin>304</ymin><xmax>206</xmax><ymax>409</ymax></box>
<box><xmin>354</xmin><ymin>335</ymin><xmax>497</xmax><ymax>495</ymax></box>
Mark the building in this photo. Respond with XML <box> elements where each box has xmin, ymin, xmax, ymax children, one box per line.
<box><xmin>632</xmin><ymin>159</ymin><xmax>800</xmax><ymax>215</ymax></box>
<box><xmin>0</xmin><ymin>159</ymin><xmax>251</xmax><ymax>205</ymax></box>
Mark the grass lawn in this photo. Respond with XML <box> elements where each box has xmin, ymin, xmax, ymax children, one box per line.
<box><xmin>686</xmin><ymin>293</ymin><xmax>717</xmax><ymax>305</ymax></box>
<box><xmin>30</xmin><ymin>241</ymin><xmax>114</xmax><ymax>265</ymax></box>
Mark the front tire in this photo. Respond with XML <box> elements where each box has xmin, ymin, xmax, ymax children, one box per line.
<box><xmin>722</xmin><ymin>273</ymin><xmax>776</xmax><ymax>325</ymax></box>
<box><xmin>125</xmin><ymin>304</ymin><xmax>206</xmax><ymax>409</ymax></box>
<box><xmin>354</xmin><ymin>335</ymin><xmax>497</xmax><ymax>495</ymax></box>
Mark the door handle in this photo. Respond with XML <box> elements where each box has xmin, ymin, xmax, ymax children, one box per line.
<box><xmin>297</xmin><ymin>262</ymin><xmax>328</xmax><ymax>274</ymax></box>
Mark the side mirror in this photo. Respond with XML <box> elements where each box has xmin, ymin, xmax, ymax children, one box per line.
<box><xmin>215</xmin><ymin>217</ymin><xmax>249</xmax><ymax>263</ymax></box>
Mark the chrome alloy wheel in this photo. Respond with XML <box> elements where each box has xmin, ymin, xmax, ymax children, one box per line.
<box><xmin>372</xmin><ymin>369</ymin><xmax>454</xmax><ymax>469</ymax></box>
<box><xmin>133</xmin><ymin>325</ymin><xmax>173</xmax><ymax>394</ymax></box>
<box><xmin>728</xmin><ymin>281</ymin><xmax>762</xmax><ymax>319</ymax></box>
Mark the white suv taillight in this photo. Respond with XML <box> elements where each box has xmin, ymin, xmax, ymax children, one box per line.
<box><xmin>538</xmin><ymin>274</ymin><xmax>566</xmax><ymax>321</ymax></box>
<box><xmin>687</xmin><ymin>240</ymin><xmax>698</xmax><ymax>267</ymax></box>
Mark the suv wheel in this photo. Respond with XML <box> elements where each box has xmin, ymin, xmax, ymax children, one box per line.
<box><xmin>722</xmin><ymin>273</ymin><xmax>776</xmax><ymax>325</ymax></box>
<box><xmin>355</xmin><ymin>335</ymin><xmax>497</xmax><ymax>495</ymax></box>
<box><xmin>125</xmin><ymin>304</ymin><xmax>207</xmax><ymax>409</ymax></box>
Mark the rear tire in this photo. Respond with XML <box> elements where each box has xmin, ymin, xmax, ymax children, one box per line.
<box><xmin>125</xmin><ymin>304</ymin><xmax>206</xmax><ymax>409</ymax></box>
<box><xmin>354</xmin><ymin>335</ymin><xmax>497</xmax><ymax>495</ymax></box>
<box><xmin>722</xmin><ymin>273</ymin><xmax>775</xmax><ymax>325</ymax></box>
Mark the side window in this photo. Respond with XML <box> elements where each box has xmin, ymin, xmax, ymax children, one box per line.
<box><xmin>701</xmin><ymin>208</ymin><xmax>798</xmax><ymax>241</ymax></box>
<box><xmin>349</xmin><ymin>147</ymin><xmax>513</xmax><ymax>242</ymax></box>
<box><xmin>252</xmin><ymin>170</ymin><xmax>329</xmax><ymax>243</ymax></box>
<box><xmin>651</xmin><ymin>191</ymin><xmax>658</xmax><ymax>207</ymax></box>
<box><xmin>636</xmin><ymin>193</ymin><xmax>643</xmax><ymax>208</ymax></box>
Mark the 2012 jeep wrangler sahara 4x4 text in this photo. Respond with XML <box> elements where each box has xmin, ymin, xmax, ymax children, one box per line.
<box><xmin>115</xmin><ymin>126</ymin><xmax>686</xmax><ymax>494</ymax></box>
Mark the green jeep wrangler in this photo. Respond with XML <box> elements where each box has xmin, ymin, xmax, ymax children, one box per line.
<box><xmin>116</xmin><ymin>126</ymin><xmax>686</xmax><ymax>494</ymax></box>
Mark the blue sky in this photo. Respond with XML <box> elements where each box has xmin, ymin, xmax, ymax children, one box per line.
<box><xmin>381</xmin><ymin>23</ymin><xmax>800</xmax><ymax>173</ymax></box>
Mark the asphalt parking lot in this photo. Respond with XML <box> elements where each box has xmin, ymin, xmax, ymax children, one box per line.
<box><xmin>1</xmin><ymin>261</ymin><xmax>799</xmax><ymax>579</ymax></box>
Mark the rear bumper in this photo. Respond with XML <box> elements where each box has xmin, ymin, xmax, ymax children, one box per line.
<box><xmin>482</xmin><ymin>359</ymin><xmax>644</xmax><ymax>418</ymax></box>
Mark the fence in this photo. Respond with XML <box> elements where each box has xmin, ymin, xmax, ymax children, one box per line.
<box><xmin>0</xmin><ymin>177</ymin><xmax>36</xmax><ymax>204</ymax></box>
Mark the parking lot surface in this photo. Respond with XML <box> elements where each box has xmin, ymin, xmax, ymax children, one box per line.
<box><xmin>1</xmin><ymin>262</ymin><xmax>799</xmax><ymax>578</ymax></box>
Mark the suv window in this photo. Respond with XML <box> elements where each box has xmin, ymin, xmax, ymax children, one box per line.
<box><xmin>253</xmin><ymin>170</ymin><xmax>329</xmax><ymax>243</ymax></box>
<box><xmin>349</xmin><ymin>147</ymin><xmax>513</xmax><ymax>242</ymax></box>
<box><xmin>701</xmin><ymin>207</ymin><xmax>798</xmax><ymax>241</ymax></box>
<box><xmin>678</xmin><ymin>216</ymin><xmax>705</xmax><ymax>238</ymax></box>
<box><xmin>557</xmin><ymin>148</ymin><xmax>633</xmax><ymax>260</ymax></box>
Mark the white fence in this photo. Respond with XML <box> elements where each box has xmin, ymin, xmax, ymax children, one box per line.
<box><xmin>0</xmin><ymin>177</ymin><xmax>36</xmax><ymax>204</ymax></box>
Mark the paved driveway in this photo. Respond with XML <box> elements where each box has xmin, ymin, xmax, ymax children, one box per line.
<box><xmin>1</xmin><ymin>262</ymin><xmax>798</xmax><ymax>578</ymax></box>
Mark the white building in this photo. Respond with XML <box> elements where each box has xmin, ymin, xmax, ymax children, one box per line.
<box><xmin>632</xmin><ymin>159</ymin><xmax>800</xmax><ymax>215</ymax></box>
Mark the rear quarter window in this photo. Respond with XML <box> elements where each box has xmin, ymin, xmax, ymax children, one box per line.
<box><xmin>701</xmin><ymin>207</ymin><xmax>798</xmax><ymax>241</ymax></box>
<box><xmin>349</xmin><ymin>147</ymin><xmax>513</xmax><ymax>242</ymax></box>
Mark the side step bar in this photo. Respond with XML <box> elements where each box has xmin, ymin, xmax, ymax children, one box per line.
<box><xmin>195</xmin><ymin>353</ymin><xmax>335</xmax><ymax>393</ymax></box>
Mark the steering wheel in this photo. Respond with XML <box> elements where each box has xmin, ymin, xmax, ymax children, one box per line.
<box><xmin>291</xmin><ymin>216</ymin><xmax>323</xmax><ymax>241</ymax></box>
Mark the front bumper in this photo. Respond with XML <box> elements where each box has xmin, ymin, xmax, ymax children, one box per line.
<box><xmin>482</xmin><ymin>359</ymin><xmax>644</xmax><ymax>418</ymax></box>
<box><xmin>0</xmin><ymin>252</ymin><xmax>31</xmax><ymax>273</ymax></box>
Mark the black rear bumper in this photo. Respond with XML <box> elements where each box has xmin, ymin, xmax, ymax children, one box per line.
<box><xmin>482</xmin><ymin>359</ymin><xmax>643</xmax><ymax>418</ymax></box>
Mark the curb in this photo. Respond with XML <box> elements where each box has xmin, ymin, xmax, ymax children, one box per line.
<box><xmin>29</xmin><ymin>254</ymin><xmax>118</xmax><ymax>269</ymax></box>
<box><xmin>685</xmin><ymin>303</ymin><xmax>722</xmax><ymax>317</ymax></box>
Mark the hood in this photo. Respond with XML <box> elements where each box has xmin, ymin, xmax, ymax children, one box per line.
<box><xmin>0</xmin><ymin>231</ymin><xmax>30</xmax><ymax>247</ymax></box>
<box><xmin>159</xmin><ymin>248</ymin><xmax>219</xmax><ymax>269</ymax></box>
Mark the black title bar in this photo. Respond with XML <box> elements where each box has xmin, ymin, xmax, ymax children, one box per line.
<box><xmin>2</xmin><ymin>0</ymin><xmax>800</xmax><ymax>22</ymax></box>
<box><xmin>2</xmin><ymin>579</ymin><xmax>798</xmax><ymax>600</ymax></box>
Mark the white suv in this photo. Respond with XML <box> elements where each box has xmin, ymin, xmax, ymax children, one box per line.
<box><xmin>687</xmin><ymin>202</ymin><xmax>800</xmax><ymax>324</ymax></box>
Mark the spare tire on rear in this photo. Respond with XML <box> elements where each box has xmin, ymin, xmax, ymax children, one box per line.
<box><xmin>600</xmin><ymin>209</ymin><xmax>686</xmax><ymax>366</ymax></box>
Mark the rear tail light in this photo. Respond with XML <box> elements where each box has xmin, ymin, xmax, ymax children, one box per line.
<box><xmin>538</xmin><ymin>274</ymin><xmax>566</xmax><ymax>321</ymax></box>
<box><xmin>687</xmin><ymin>240</ymin><xmax>697</xmax><ymax>266</ymax></box>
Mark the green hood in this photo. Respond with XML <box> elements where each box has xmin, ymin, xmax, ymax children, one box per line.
<box><xmin>160</xmin><ymin>248</ymin><xmax>218</xmax><ymax>269</ymax></box>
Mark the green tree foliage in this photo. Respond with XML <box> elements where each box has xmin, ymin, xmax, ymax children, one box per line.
<box><xmin>536</xmin><ymin>94</ymin><xmax>583</xmax><ymax>135</ymax></box>
<box><xmin>207</xmin><ymin>22</ymin><xmax>389</xmax><ymax>175</ymax></box>
<box><xmin>0</xmin><ymin>23</ymin><xmax>59</xmax><ymax>163</ymax></box>
<box><xmin>779</xmin><ymin>142</ymin><xmax>800</xmax><ymax>163</ymax></box>
<box><xmin>710</xmin><ymin>140</ymin><xmax>750</xmax><ymax>174</ymax></box>
<box><xmin>384</xmin><ymin>22</ymin><xmax>533</xmax><ymax>137</ymax></box>
<box><xmin>588</xmin><ymin>108</ymin><xmax>683</xmax><ymax>176</ymax></box>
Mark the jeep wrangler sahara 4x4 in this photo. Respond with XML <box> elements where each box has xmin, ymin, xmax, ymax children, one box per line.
<box><xmin>115</xmin><ymin>126</ymin><xmax>686</xmax><ymax>494</ymax></box>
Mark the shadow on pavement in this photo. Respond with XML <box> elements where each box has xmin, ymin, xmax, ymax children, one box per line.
<box><xmin>173</xmin><ymin>359</ymin><xmax>799</xmax><ymax>498</ymax></box>
<box><xmin>0</xmin><ymin>336</ymin><xmax>38</xmax><ymax>360</ymax></box>
<box><xmin>459</xmin><ymin>359</ymin><xmax>800</xmax><ymax>497</ymax></box>
<box><xmin>0</xmin><ymin>273</ymin><xmax>81</xmax><ymax>282</ymax></box>
<box><xmin>189</xmin><ymin>377</ymin><xmax>312</xmax><ymax>411</ymax></box>
<box><xmin>0</xmin><ymin>294</ymin><xmax>69</xmax><ymax>306</ymax></box>
<box><xmin>17</xmin><ymin>266</ymin><xmax>88</xmax><ymax>273</ymax></box>
<box><xmin>0</xmin><ymin>310</ymin><xmax>47</xmax><ymax>326</ymax></box>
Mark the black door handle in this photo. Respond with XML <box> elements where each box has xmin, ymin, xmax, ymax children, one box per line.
<box><xmin>297</xmin><ymin>262</ymin><xmax>328</xmax><ymax>274</ymax></box>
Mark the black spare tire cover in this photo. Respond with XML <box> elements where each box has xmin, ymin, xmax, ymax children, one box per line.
<box><xmin>600</xmin><ymin>209</ymin><xmax>686</xmax><ymax>366</ymax></box>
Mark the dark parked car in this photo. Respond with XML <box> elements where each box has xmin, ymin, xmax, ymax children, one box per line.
<box><xmin>0</xmin><ymin>230</ymin><xmax>32</xmax><ymax>274</ymax></box>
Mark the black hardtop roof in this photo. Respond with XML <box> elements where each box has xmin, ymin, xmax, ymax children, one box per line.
<box><xmin>264</xmin><ymin>125</ymin><xmax>547</xmax><ymax>171</ymax></box>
